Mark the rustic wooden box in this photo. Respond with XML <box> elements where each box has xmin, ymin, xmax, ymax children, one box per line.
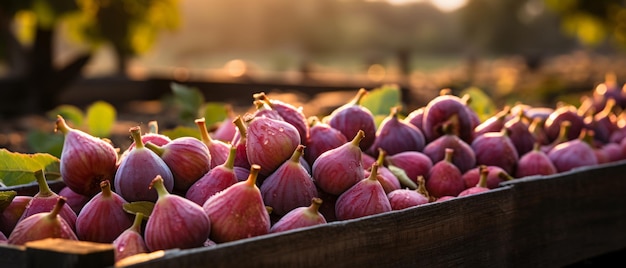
<box><xmin>2</xmin><ymin>160</ymin><xmax>626</xmax><ymax>268</ymax></box>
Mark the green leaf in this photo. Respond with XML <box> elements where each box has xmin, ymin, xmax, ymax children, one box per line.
<box><xmin>388</xmin><ymin>165</ymin><xmax>418</xmax><ymax>190</ymax></box>
<box><xmin>26</xmin><ymin>129</ymin><xmax>65</xmax><ymax>158</ymax></box>
<box><xmin>123</xmin><ymin>201</ymin><xmax>155</xmax><ymax>218</ymax></box>
<box><xmin>161</xmin><ymin>126</ymin><xmax>200</xmax><ymax>140</ymax></box>
<box><xmin>460</xmin><ymin>86</ymin><xmax>497</xmax><ymax>123</ymax></box>
<box><xmin>0</xmin><ymin>149</ymin><xmax>61</xmax><ymax>186</ymax></box>
<box><xmin>201</xmin><ymin>102</ymin><xmax>229</xmax><ymax>127</ymax></box>
<box><xmin>361</xmin><ymin>84</ymin><xmax>402</xmax><ymax>116</ymax></box>
<box><xmin>171</xmin><ymin>82</ymin><xmax>205</xmax><ymax>123</ymax></box>
<box><xmin>86</xmin><ymin>101</ymin><xmax>116</xmax><ymax>138</ymax></box>
<box><xmin>0</xmin><ymin>191</ymin><xmax>18</xmax><ymax>211</ymax></box>
<box><xmin>48</xmin><ymin>104</ymin><xmax>84</xmax><ymax>127</ymax></box>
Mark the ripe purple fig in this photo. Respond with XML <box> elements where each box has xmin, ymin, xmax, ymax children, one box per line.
<box><xmin>541</xmin><ymin>120</ymin><xmax>572</xmax><ymax>153</ymax></box>
<box><xmin>423</xmin><ymin>122</ymin><xmax>476</xmax><ymax>173</ymax></box>
<box><xmin>125</xmin><ymin>120</ymin><xmax>172</xmax><ymax>152</ymax></box>
<box><xmin>304</xmin><ymin>116</ymin><xmax>348</xmax><ymax>166</ymax></box>
<box><xmin>8</xmin><ymin>196</ymin><xmax>77</xmax><ymax>245</ymax></box>
<box><xmin>245</xmin><ymin>113</ymin><xmax>300</xmax><ymax>177</ymax></box>
<box><xmin>211</xmin><ymin>104</ymin><xmax>238</xmax><ymax>142</ymax></box>
<box><xmin>387</xmin><ymin>176</ymin><xmax>430</xmax><ymax>210</ymax></box>
<box><xmin>364</xmin><ymin>149</ymin><xmax>400</xmax><ymax>194</ymax></box>
<box><xmin>548</xmin><ymin>129</ymin><xmax>599</xmax><ymax>172</ymax></box>
<box><xmin>55</xmin><ymin>115</ymin><xmax>118</xmax><ymax>197</ymax></box>
<box><xmin>58</xmin><ymin>186</ymin><xmax>90</xmax><ymax>215</ymax></box>
<box><xmin>474</xmin><ymin>106</ymin><xmax>511</xmax><ymax>137</ymax></box>
<box><xmin>384</xmin><ymin>151</ymin><xmax>432</xmax><ymax>186</ymax></box>
<box><xmin>471</xmin><ymin>128</ymin><xmax>519</xmax><ymax>175</ymax></box>
<box><xmin>601</xmin><ymin>142</ymin><xmax>625</xmax><ymax>162</ymax></box>
<box><xmin>404</xmin><ymin>107</ymin><xmax>425</xmax><ymax>132</ymax></box>
<box><xmin>544</xmin><ymin>104</ymin><xmax>585</xmax><ymax>143</ymax></box>
<box><xmin>425</xmin><ymin>148</ymin><xmax>465</xmax><ymax>198</ymax></box>
<box><xmin>504</xmin><ymin>110</ymin><xmax>536</xmax><ymax>156</ymax></box>
<box><xmin>19</xmin><ymin>170</ymin><xmax>77</xmax><ymax>231</ymax></box>
<box><xmin>312</xmin><ymin>130</ymin><xmax>365</xmax><ymax>196</ymax></box>
<box><xmin>422</xmin><ymin>93</ymin><xmax>475</xmax><ymax>143</ymax></box>
<box><xmin>462</xmin><ymin>165</ymin><xmax>512</xmax><ymax>189</ymax></box>
<box><xmin>515</xmin><ymin>143</ymin><xmax>557</xmax><ymax>178</ymax></box>
<box><xmin>269</xmin><ymin>197</ymin><xmax>327</xmax><ymax>234</ymax></box>
<box><xmin>587</xmin><ymin>98</ymin><xmax>618</xmax><ymax>144</ymax></box>
<box><xmin>145</xmin><ymin>136</ymin><xmax>211</xmax><ymax>193</ymax></box>
<box><xmin>251</xmin><ymin>99</ymin><xmax>285</xmax><ymax>121</ymax></box>
<box><xmin>112</xmin><ymin>212</ymin><xmax>148</xmax><ymax>262</ymax></box>
<box><xmin>186</xmin><ymin>144</ymin><xmax>238</xmax><ymax>206</ymax></box>
<box><xmin>0</xmin><ymin>195</ymin><xmax>32</xmax><ymax>236</ymax></box>
<box><xmin>326</xmin><ymin>88</ymin><xmax>377</xmax><ymax>152</ymax></box>
<box><xmin>114</xmin><ymin>126</ymin><xmax>174</xmax><ymax>202</ymax></box>
<box><xmin>260</xmin><ymin>145</ymin><xmax>318</xmax><ymax>216</ymax></box>
<box><xmin>458</xmin><ymin>166</ymin><xmax>490</xmax><ymax>197</ymax></box>
<box><xmin>335</xmin><ymin>163</ymin><xmax>392</xmax><ymax>220</ymax></box>
<box><xmin>529</xmin><ymin>117</ymin><xmax>549</xmax><ymax>146</ymax></box>
<box><xmin>76</xmin><ymin>180</ymin><xmax>133</xmax><ymax>243</ymax></box>
<box><xmin>367</xmin><ymin>106</ymin><xmax>425</xmax><ymax>158</ymax></box>
<box><xmin>202</xmin><ymin>164</ymin><xmax>271</xmax><ymax>243</ymax></box>
<box><xmin>196</xmin><ymin>117</ymin><xmax>230</xmax><ymax>169</ymax></box>
<box><xmin>232</xmin><ymin>115</ymin><xmax>251</xmax><ymax>170</ymax></box>
<box><xmin>254</xmin><ymin>92</ymin><xmax>310</xmax><ymax>145</ymax></box>
<box><xmin>145</xmin><ymin>175</ymin><xmax>211</xmax><ymax>251</ymax></box>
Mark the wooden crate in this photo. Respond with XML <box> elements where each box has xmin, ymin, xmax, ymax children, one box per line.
<box><xmin>2</xmin><ymin>160</ymin><xmax>626</xmax><ymax>268</ymax></box>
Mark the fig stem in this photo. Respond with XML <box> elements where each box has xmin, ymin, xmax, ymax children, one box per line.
<box><xmin>144</xmin><ymin>142</ymin><xmax>165</xmax><ymax>157</ymax></box>
<box><xmin>150</xmin><ymin>175</ymin><xmax>170</xmax><ymax>198</ymax></box>
<box><xmin>416</xmin><ymin>176</ymin><xmax>431</xmax><ymax>201</ymax></box>
<box><xmin>477</xmin><ymin>166</ymin><xmax>489</xmax><ymax>188</ymax></box>
<box><xmin>130</xmin><ymin>212</ymin><xmax>145</xmax><ymax>233</ymax></box>
<box><xmin>224</xmin><ymin>144</ymin><xmax>237</xmax><ymax>170</ymax></box>
<box><xmin>444</xmin><ymin>148</ymin><xmax>454</xmax><ymax>163</ymax></box>
<box><xmin>368</xmin><ymin>163</ymin><xmax>379</xmax><ymax>181</ymax></box>
<box><xmin>307</xmin><ymin>197</ymin><xmax>323</xmax><ymax>214</ymax></box>
<box><xmin>100</xmin><ymin>180</ymin><xmax>112</xmax><ymax>198</ymax></box>
<box><xmin>351</xmin><ymin>130</ymin><xmax>365</xmax><ymax>148</ymax></box>
<box><xmin>290</xmin><ymin>145</ymin><xmax>305</xmax><ymax>163</ymax></box>
<box><xmin>195</xmin><ymin>117</ymin><xmax>215</xmax><ymax>145</ymax></box>
<box><xmin>233</xmin><ymin>116</ymin><xmax>247</xmax><ymax>139</ymax></box>
<box><xmin>34</xmin><ymin>169</ymin><xmax>54</xmax><ymax>198</ymax></box>
<box><xmin>130</xmin><ymin>127</ymin><xmax>145</xmax><ymax>149</ymax></box>
<box><xmin>350</xmin><ymin>88</ymin><xmax>368</xmax><ymax>106</ymax></box>
<box><xmin>47</xmin><ymin>196</ymin><xmax>67</xmax><ymax>220</ymax></box>
<box><xmin>246</xmin><ymin>164</ymin><xmax>261</xmax><ymax>187</ymax></box>
<box><xmin>54</xmin><ymin>115</ymin><xmax>71</xmax><ymax>135</ymax></box>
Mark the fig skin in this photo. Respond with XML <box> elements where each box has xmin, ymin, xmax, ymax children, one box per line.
<box><xmin>515</xmin><ymin>143</ymin><xmax>557</xmax><ymax>178</ymax></box>
<box><xmin>458</xmin><ymin>166</ymin><xmax>490</xmax><ymax>197</ymax></box>
<box><xmin>55</xmin><ymin>115</ymin><xmax>118</xmax><ymax>197</ymax></box>
<box><xmin>114</xmin><ymin>126</ymin><xmax>174</xmax><ymax>203</ymax></box>
<box><xmin>325</xmin><ymin>88</ymin><xmax>377</xmax><ymax>152</ymax></box>
<box><xmin>0</xmin><ymin>195</ymin><xmax>32</xmax><ymax>237</ymax></box>
<box><xmin>8</xmin><ymin>197</ymin><xmax>78</xmax><ymax>245</ymax></box>
<box><xmin>474</xmin><ymin>106</ymin><xmax>511</xmax><ymax>137</ymax></box>
<box><xmin>145</xmin><ymin>136</ymin><xmax>212</xmax><ymax>193</ymax></box>
<box><xmin>425</xmin><ymin>148</ymin><xmax>465</xmax><ymax>198</ymax></box>
<box><xmin>196</xmin><ymin>117</ymin><xmax>230</xmax><ymax>169</ymax></box>
<box><xmin>462</xmin><ymin>165</ymin><xmax>513</xmax><ymax>189</ymax></box>
<box><xmin>384</xmin><ymin>151</ymin><xmax>433</xmax><ymax>185</ymax></box>
<box><xmin>364</xmin><ymin>149</ymin><xmax>400</xmax><ymax>194</ymax></box>
<box><xmin>423</xmin><ymin>122</ymin><xmax>476</xmax><ymax>174</ymax></box>
<box><xmin>367</xmin><ymin>106</ymin><xmax>425</xmax><ymax>158</ymax></box>
<box><xmin>335</xmin><ymin>163</ymin><xmax>392</xmax><ymax>221</ymax></box>
<box><xmin>548</xmin><ymin>129</ymin><xmax>599</xmax><ymax>172</ymax></box>
<box><xmin>404</xmin><ymin>107</ymin><xmax>425</xmax><ymax>132</ymax></box>
<box><xmin>260</xmin><ymin>145</ymin><xmax>319</xmax><ymax>216</ymax></box>
<box><xmin>112</xmin><ymin>212</ymin><xmax>148</xmax><ymax>262</ymax></box>
<box><xmin>471</xmin><ymin>128</ymin><xmax>520</xmax><ymax>175</ymax></box>
<box><xmin>202</xmin><ymin>165</ymin><xmax>271</xmax><ymax>243</ymax></box>
<box><xmin>422</xmin><ymin>94</ymin><xmax>475</xmax><ymax>144</ymax></box>
<box><xmin>505</xmin><ymin>110</ymin><xmax>536</xmax><ymax>156</ymax></box>
<box><xmin>544</xmin><ymin>105</ymin><xmax>586</xmax><ymax>143</ymax></box>
<box><xmin>186</xmin><ymin>145</ymin><xmax>239</xmax><ymax>206</ymax></box>
<box><xmin>232</xmin><ymin>115</ymin><xmax>252</xmax><ymax>170</ymax></box>
<box><xmin>211</xmin><ymin>104</ymin><xmax>238</xmax><ymax>143</ymax></box>
<box><xmin>254</xmin><ymin>92</ymin><xmax>310</xmax><ymax>145</ymax></box>
<box><xmin>312</xmin><ymin>130</ymin><xmax>365</xmax><ymax>196</ymax></box>
<box><xmin>76</xmin><ymin>180</ymin><xmax>133</xmax><ymax>243</ymax></box>
<box><xmin>387</xmin><ymin>176</ymin><xmax>430</xmax><ymax>211</ymax></box>
<box><xmin>245</xmin><ymin>114</ymin><xmax>301</xmax><ymax>177</ymax></box>
<box><xmin>145</xmin><ymin>175</ymin><xmax>211</xmax><ymax>251</ymax></box>
<box><xmin>269</xmin><ymin>197</ymin><xmax>327</xmax><ymax>234</ymax></box>
<box><xmin>59</xmin><ymin>186</ymin><xmax>90</xmax><ymax>215</ymax></box>
<box><xmin>304</xmin><ymin>116</ymin><xmax>348</xmax><ymax>166</ymax></box>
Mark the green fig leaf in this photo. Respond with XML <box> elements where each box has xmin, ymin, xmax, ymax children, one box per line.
<box><xmin>86</xmin><ymin>101</ymin><xmax>117</xmax><ymax>138</ymax></box>
<box><xmin>460</xmin><ymin>86</ymin><xmax>497</xmax><ymax>123</ymax></box>
<box><xmin>0</xmin><ymin>149</ymin><xmax>61</xmax><ymax>186</ymax></box>
<box><xmin>161</xmin><ymin>126</ymin><xmax>201</xmax><ymax>140</ymax></box>
<box><xmin>202</xmin><ymin>102</ymin><xmax>229</xmax><ymax>127</ymax></box>
<box><xmin>361</xmin><ymin>84</ymin><xmax>402</xmax><ymax>116</ymax></box>
<box><xmin>47</xmin><ymin>104</ymin><xmax>84</xmax><ymax>127</ymax></box>
<box><xmin>26</xmin><ymin>129</ymin><xmax>65</xmax><ymax>158</ymax></box>
<box><xmin>171</xmin><ymin>82</ymin><xmax>205</xmax><ymax>123</ymax></box>
<box><xmin>0</xmin><ymin>191</ymin><xmax>17</xmax><ymax>211</ymax></box>
<box><xmin>388</xmin><ymin>164</ymin><xmax>418</xmax><ymax>190</ymax></box>
<box><xmin>123</xmin><ymin>201</ymin><xmax>155</xmax><ymax>218</ymax></box>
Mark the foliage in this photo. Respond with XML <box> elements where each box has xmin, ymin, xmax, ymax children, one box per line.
<box><xmin>0</xmin><ymin>149</ymin><xmax>61</xmax><ymax>187</ymax></box>
<box><xmin>169</xmin><ymin>82</ymin><xmax>229</xmax><ymax>128</ymax></box>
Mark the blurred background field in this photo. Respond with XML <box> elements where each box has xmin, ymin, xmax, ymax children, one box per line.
<box><xmin>2</xmin><ymin>0</ymin><xmax>626</xmax><ymax>153</ymax></box>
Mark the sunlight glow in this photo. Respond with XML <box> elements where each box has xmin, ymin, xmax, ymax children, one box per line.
<box><xmin>385</xmin><ymin>0</ymin><xmax>468</xmax><ymax>12</ymax></box>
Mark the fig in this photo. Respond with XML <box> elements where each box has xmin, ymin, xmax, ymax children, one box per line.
<box><xmin>145</xmin><ymin>136</ymin><xmax>212</xmax><ymax>193</ymax></box>
<box><xmin>269</xmin><ymin>197</ymin><xmax>327</xmax><ymax>234</ymax></box>
<box><xmin>76</xmin><ymin>180</ymin><xmax>133</xmax><ymax>243</ymax></box>
<box><xmin>254</xmin><ymin>92</ymin><xmax>310</xmax><ymax>145</ymax></box>
<box><xmin>58</xmin><ymin>186</ymin><xmax>90</xmax><ymax>215</ymax></box>
<box><xmin>8</xmin><ymin>196</ymin><xmax>78</xmax><ymax>245</ymax></box>
<box><xmin>404</xmin><ymin>107</ymin><xmax>425</xmax><ymax>132</ymax></box>
<box><xmin>541</xmin><ymin>120</ymin><xmax>572</xmax><ymax>153</ymax></box>
<box><xmin>601</xmin><ymin>142</ymin><xmax>625</xmax><ymax>162</ymax></box>
<box><xmin>186</xmin><ymin>144</ymin><xmax>238</xmax><ymax>206</ymax></box>
<box><xmin>325</xmin><ymin>88</ymin><xmax>377</xmax><ymax>152</ymax></box>
<box><xmin>211</xmin><ymin>104</ymin><xmax>238</xmax><ymax>142</ymax></box>
<box><xmin>387</xmin><ymin>176</ymin><xmax>430</xmax><ymax>210</ymax></box>
<box><xmin>504</xmin><ymin>109</ymin><xmax>536</xmax><ymax>156</ymax></box>
<box><xmin>544</xmin><ymin>104</ymin><xmax>585</xmax><ymax>143</ymax></box>
<box><xmin>312</xmin><ymin>130</ymin><xmax>365</xmax><ymax>196</ymax></box>
<box><xmin>423</xmin><ymin>122</ymin><xmax>476</xmax><ymax>173</ymax></box>
<box><xmin>474</xmin><ymin>106</ymin><xmax>511</xmax><ymax>137</ymax></box>
<box><xmin>114</xmin><ymin>126</ymin><xmax>174</xmax><ymax>202</ymax></box>
<box><xmin>335</xmin><ymin>163</ymin><xmax>392</xmax><ymax>220</ymax></box>
<box><xmin>529</xmin><ymin>117</ymin><xmax>549</xmax><ymax>146</ymax></box>
<box><xmin>0</xmin><ymin>195</ymin><xmax>31</xmax><ymax>237</ymax></box>
<box><xmin>422</xmin><ymin>93</ymin><xmax>475</xmax><ymax>143</ymax></box>
<box><xmin>18</xmin><ymin>170</ymin><xmax>77</xmax><ymax>231</ymax></box>
<box><xmin>202</xmin><ymin>164</ymin><xmax>271</xmax><ymax>243</ymax></box>
<box><xmin>384</xmin><ymin>151</ymin><xmax>432</xmax><ymax>186</ymax></box>
<box><xmin>458</xmin><ymin>166</ymin><xmax>490</xmax><ymax>197</ymax></box>
<box><xmin>112</xmin><ymin>212</ymin><xmax>148</xmax><ymax>262</ymax></box>
<box><xmin>548</xmin><ymin>129</ymin><xmax>599</xmax><ymax>172</ymax></box>
<box><xmin>232</xmin><ymin>115</ymin><xmax>251</xmax><ymax>170</ymax></box>
<box><xmin>363</xmin><ymin>149</ymin><xmax>400</xmax><ymax>194</ymax></box>
<box><xmin>196</xmin><ymin>117</ymin><xmax>230</xmax><ymax>169</ymax></box>
<box><xmin>260</xmin><ymin>145</ymin><xmax>318</xmax><ymax>216</ymax></box>
<box><xmin>587</xmin><ymin>98</ymin><xmax>618</xmax><ymax>144</ymax></box>
<box><xmin>471</xmin><ymin>128</ymin><xmax>519</xmax><ymax>175</ymax></box>
<box><xmin>125</xmin><ymin>120</ymin><xmax>172</xmax><ymax>152</ymax></box>
<box><xmin>304</xmin><ymin>116</ymin><xmax>348</xmax><ymax>166</ymax></box>
<box><xmin>515</xmin><ymin>143</ymin><xmax>557</xmax><ymax>178</ymax></box>
<box><xmin>425</xmin><ymin>148</ymin><xmax>465</xmax><ymax>198</ymax></box>
<box><xmin>245</xmin><ymin>113</ymin><xmax>301</xmax><ymax>177</ymax></box>
<box><xmin>462</xmin><ymin>165</ymin><xmax>512</xmax><ymax>189</ymax></box>
<box><xmin>145</xmin><ymin>175</ymin><xmax>211</xmax><ymax>251</ymax></box>
<box><xmin>367</xmin><ymin>106</ymin><xmax>425</xmax><ymax>158</ymax></box>
<box><xmin>55</xmin><ymin>115</ymin><xmax>118</xmax><ymax>197</ymax></box>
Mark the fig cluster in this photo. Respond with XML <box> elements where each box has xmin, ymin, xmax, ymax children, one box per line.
<box><xmin>3</xmin><ymin>84</ymin><xmax>626</xmax><ymax>264</ymax></box>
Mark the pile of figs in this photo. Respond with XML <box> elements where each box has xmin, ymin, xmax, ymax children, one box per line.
<box><xmin>2</xmin><ymin>79</ymin><xmax>626</xmax><ymax>263</ymax></box>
